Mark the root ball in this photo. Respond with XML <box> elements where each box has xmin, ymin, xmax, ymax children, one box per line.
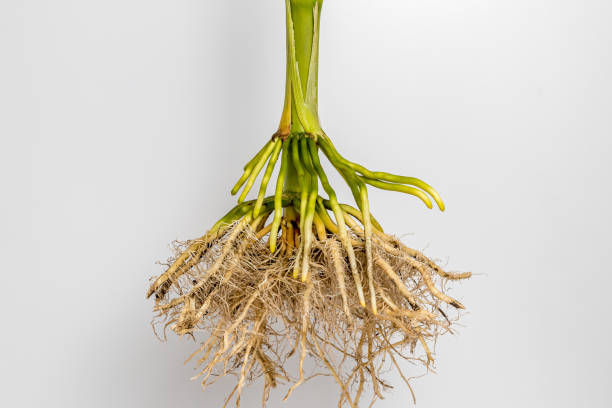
<box><xmin>148</xmin><ymin>218</ymin><xmax>469</xmax><ymax>407</ymax></box>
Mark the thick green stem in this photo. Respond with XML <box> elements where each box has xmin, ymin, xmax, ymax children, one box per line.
<box><xmin>280</xmin><ymin>0</ymin><xmax>324</xmax><ymax>193</ymax></box>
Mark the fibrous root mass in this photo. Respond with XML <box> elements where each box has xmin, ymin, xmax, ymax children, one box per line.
<box><xmin>147</xmin><ymin>133</ymin><xmax>470</xmax><ymax>407</ymax></box>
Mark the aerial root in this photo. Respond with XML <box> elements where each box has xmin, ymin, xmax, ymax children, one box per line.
<box><xmin>149</xmin><ymin>210</ymin><xmax>468</xmax><ymax>407</ymax></box>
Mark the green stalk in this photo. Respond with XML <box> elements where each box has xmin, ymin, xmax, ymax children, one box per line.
<box><xmin>280</xmin><ymin>0</ymin><xmax>325</xmax><ymax>192</ymax></box>
<box><xmin>285</xmin><ymin>0</ymin><xmax>323</xmax><ymax>137</ymax></box>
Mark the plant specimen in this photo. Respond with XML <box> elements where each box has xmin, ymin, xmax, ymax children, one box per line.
<box><xmin>147</xmin><ymin>1</ymin><xmax>470</xmax><ymax>406</ymax></box>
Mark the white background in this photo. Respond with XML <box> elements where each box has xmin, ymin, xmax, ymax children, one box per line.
<box><xmin>2</xmin><ymin>0</ymin><xmax>611</xmax><ymax>407</ymax></box>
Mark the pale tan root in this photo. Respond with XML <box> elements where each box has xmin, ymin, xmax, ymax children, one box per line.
<box><xmin>189</xmin><ymin>217</ymin><xmax>251</xmax><ymax>295</ymax></box>
<box><xmin>404</xmin><ymin>256</ymin><xmax>465</xmax><ymax>309</ymax></box>
<box><xmin>375</xmin><ymin>256</ymin><xmax>419</xmax><ymax>309</ymax></box>
<box><xmin>283</xmin><ymin>278</ymin><xmax>313</xmax><ymax>401</ymax></box>
<box><xmin>375</xmin><ymin>230</ymin><xmax>472</xmax><ymax>280</ymax></box>
<box><xmin>328</xmin><ymin>239</ymin><xmax>352</xmax><ymax>322</ymax></box>
<box><xmin>312</xmin><ymin>333</ymin><xmax>357</xmax><ymax>408</ymax></box>
<box><xmin>147</xmin><ymin>241</ymin><xmax>203</xmax><ymax>298</ymax></box>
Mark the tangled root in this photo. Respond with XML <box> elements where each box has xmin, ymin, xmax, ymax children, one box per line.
<box><xmin>148</xmin><ymin>213</ymin><xmax>470</xmax><ymax>407</ymax></box>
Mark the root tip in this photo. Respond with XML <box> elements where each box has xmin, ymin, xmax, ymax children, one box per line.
<box><xmin>450</xmin><ymin>301</ymin><xmax>465</xmax><ymax>309</ymax></box>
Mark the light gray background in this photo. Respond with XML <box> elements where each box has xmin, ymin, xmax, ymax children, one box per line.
<box><xmin>2</xmin><ymin>0</ymin><xmax>611</xmax><ymax>407</ymax></box>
